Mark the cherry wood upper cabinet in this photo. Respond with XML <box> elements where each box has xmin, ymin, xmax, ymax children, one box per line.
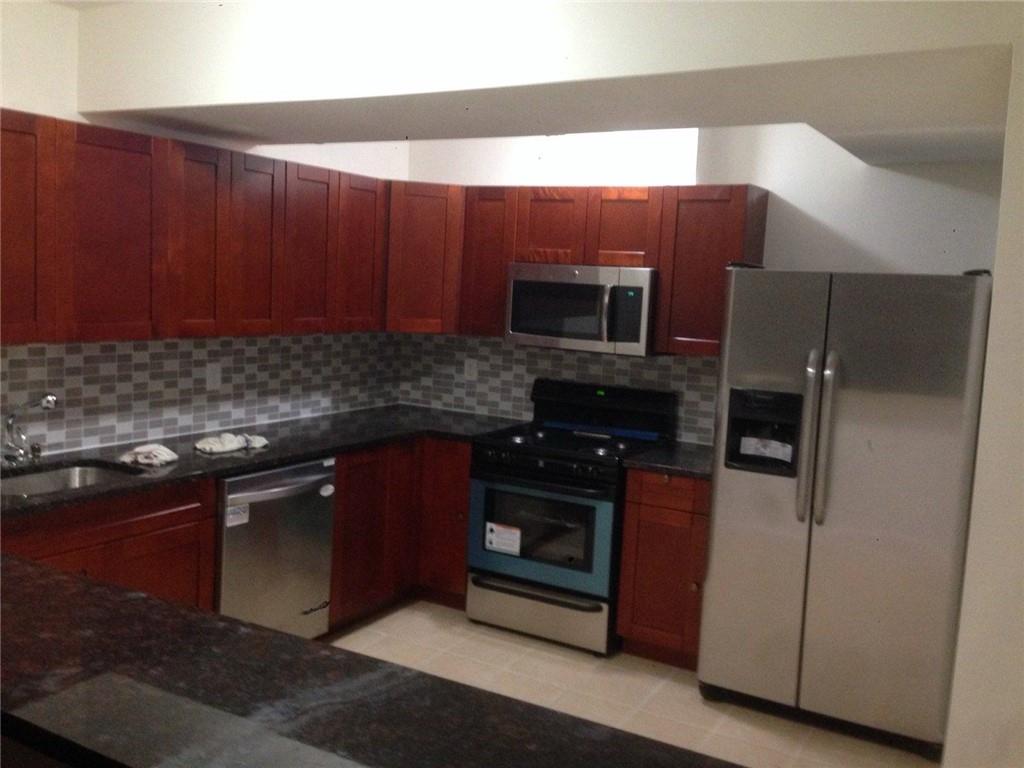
<box><xmin>1</xmin><ymin>110</ymin><xmax>57</xmax><ymax>345</ymax></box>
<box><xmin>159</xmin><ymin>141</ymin><xmax>230</xmax><ymax>338</ymax></box>
<box><xmin>460</xmin><ymin>187</ymin><xmax>517</xmax><ymax>337</ymax></box>
<box><xmin>584</xmin><ymin>187</ymin><xmax>663</xmax><ymax>267</ymax></box>
<box><xmin>514</xmin><ymin>186</ymin><xmax>588</xmax><ymax>264</ymax></box>
<box><xmin>54</xmin><ymin>121</ymin><xmax>169</xmax><ymax>341</ymax></box>
<box><xmin>282</xmin><ymin>163</ymin><xmax>339</xmax><ymax>334</ymax></box>
<box><xmin>417</xmin><ymin>437</ymin><xmax>472</xmax><ymax>602</ymax></box>
<box><xmin>386</xmin><ymin>182</ymin><xmax>465</xmax><ymax>334</ymax></box>
<box><xmin>656</xmin><ymin>185</ymin><xmax>767</xmax><ymax>356</ymax></box>
<box><xmin>222</xmin><ymin>153</ymin><xmax>285</xmax><ymax>336</ymax></box>
<box><xmin>334</xmin><ymin>173</ymin><xmax>388</xmax><ymax>332</ymax></box>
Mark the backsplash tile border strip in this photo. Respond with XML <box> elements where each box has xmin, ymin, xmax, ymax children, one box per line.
<box><xmin>1</xmin><ymin>334</ymin><xmax>717</xmax><ymax>454</ymax></box>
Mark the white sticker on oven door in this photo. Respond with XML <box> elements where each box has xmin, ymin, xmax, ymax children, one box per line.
<box><xmin>485</xmin><ymin>522</ymin><xmax>521</xmax><ymax>556</ymax></box>
<box><xmin>225</xmin><ymin>504</ymin><xmax>250</xmax><ymax>528</ymax></box>
<box><xmin>739</xmin><ymin>437</ymin><xmax>793</xmax><ymax>463</ymax></box>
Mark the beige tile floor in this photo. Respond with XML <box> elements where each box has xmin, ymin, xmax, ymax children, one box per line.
<box><xmin>331</xmin><ymin>601</ymin><xmax>936</xmax><ymax>768</ymax></box>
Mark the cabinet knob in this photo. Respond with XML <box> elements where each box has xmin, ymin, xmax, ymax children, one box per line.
<box><xmin>689</xmin><ymin>581</ymin><xmax>699</xmax><ymax>592</ymax></box>
<box><xmin>662</xmin><ymin>474</ymin><xmax>671</xmax><ymax>485</ymax></box>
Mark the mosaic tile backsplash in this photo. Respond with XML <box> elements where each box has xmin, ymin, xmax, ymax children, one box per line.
<box><xmin>0</xmin><ymin>334</ymin><xmax>718</xmax><ymax>454</ymax></box>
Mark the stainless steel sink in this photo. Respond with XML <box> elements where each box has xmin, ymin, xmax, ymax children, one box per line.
<box><xmin>1</xmin><ymin>462</ymin><xmax>144</xmax><ymax>499</ymax></box>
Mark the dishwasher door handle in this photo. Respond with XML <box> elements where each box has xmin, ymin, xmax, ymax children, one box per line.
<box><xmin>226</xmin><ymin>475</ymin><xmax>334</xmax><ymax>506</ymax></box>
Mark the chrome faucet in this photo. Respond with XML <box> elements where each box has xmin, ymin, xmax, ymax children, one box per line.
<box><xmin>3</xmin><ymin>393</ymin><xmax>58</xmax><ymax>465</ymax></box>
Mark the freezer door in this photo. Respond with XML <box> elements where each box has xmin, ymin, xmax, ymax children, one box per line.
<box><xmin>698</xmin><ymin>269</ymin><xmax>831</xmax><ymax>705</ymax></box>
<box><xmin>799</xmin><ymin>274</ymin><xmax>991</xmax><ymax>742</ymax></box>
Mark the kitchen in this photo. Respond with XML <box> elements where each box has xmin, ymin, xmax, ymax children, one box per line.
<box><xmin>1</xmin><ymin>3</ymin><xmax>1021</xmax><ymax>768</ymax></box>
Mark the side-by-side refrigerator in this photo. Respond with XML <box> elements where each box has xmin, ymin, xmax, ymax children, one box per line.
<box><xmin>697</xmin><ymin>268</ymin><xmax>991</xmax><ymax>750</ymax></box>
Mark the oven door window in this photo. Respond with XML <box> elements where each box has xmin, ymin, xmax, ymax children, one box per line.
<box><xmin>484</xmin><ymin>488</ymin><xmax>594</xmax><ymax>572</ymax></box>
<box><xmin>510</xmin><ymin>281</ymin><xmax>604</xmax><ymax>340</ymax></box>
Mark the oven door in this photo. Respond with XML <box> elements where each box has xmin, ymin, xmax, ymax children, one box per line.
<box><xmin>467</xmin><ymin>477</ymin><xmax>616</xmax><ymax>599</ymax></box>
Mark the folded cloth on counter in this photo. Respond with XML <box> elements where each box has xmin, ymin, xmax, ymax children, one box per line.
<box><xmin>194</xmin><ymin>433</ymin><xmax>269</xmax><ymax>454</ymax></box>
<box><xmin>118</xmin><ymin>443</ymin><xmax>179</xmax><ymax>467</ymax></box>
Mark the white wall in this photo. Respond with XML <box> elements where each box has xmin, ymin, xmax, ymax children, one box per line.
<box><xmin>407</xmin><ymin>129</ymin><xmax>698</xmax><ymax>186</ymax></box>
<box><xmin>942</xmin><ymin>34</ymin><xmax>1024</xmax><ymax>768</ymax></box>
<box><xmin>1</xmin><ymin>1</ymin><xmax>79</xmax><ymax>119</ymax></box>
<box><xmin>696</xmin><ymin>124</ymin><xmax>1002</xmax><ymax>273</ymax></box>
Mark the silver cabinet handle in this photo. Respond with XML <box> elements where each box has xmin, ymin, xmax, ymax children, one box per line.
<box><xmin>795</xmin><ymin>349</ymin><xmax>821</xmax><ymax>523</ymax></box>
<box><xmin>812</xmin><ymin>351</ymin><xmax>840</xmax><ymax>525</ymax></box>
<box><xmin>599</xmin><ymin>284</ymin><xmax>612</xmax><ymax>342</ymax></box>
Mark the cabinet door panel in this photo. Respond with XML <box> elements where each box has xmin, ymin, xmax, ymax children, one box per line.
<box><xmin>460</xmin><ymin>187</ymin><xmax>517</xmax><ymax>337</ymax></box>
<box><xmin>386</xmin><ymin>182</ymin><xmax>464</xmax><ymax>333</ymax></box>
<box><xmin>514</xmin><ymin>187</ymin><xmax>587</xmax><ymax>264</ymax></box>
<box><xmin>330</xmin><ymin>448</ymin><xmax>391</xmax><ymax>627</ymax></box>
<box><xmin>417</xmin><ymin>438</ymin><xmax>471</xmax><ymax>598</ymax></box>
<box><xmin>682</xmin><ymin>512</ymin><xmax>709</xmax><ymax>660</ymax></box>
<box><xmin>55</xmin><ymin>121</ymin><xmax>167</xmax><ymax>341</ymax></box>
<box><xmin>386</xmin><ymin>440</ymin><xmax>419</xmax><ymax>595</ymax></box>
<box><xmin>223</xmin><ymin>153</ymin><xmax>285</xmax><ymax>336</ymax></box>
<box><xmin>656</xmin><ymin>185</ymin><xmax>767</xmax><ymax>356</ymax></box>
<box><xmin>1</xmin><ymin>110</ymin><xmax>57</xmax><ymax>344</ymax></box>
<box><xmin>283</xmin><ymin>163</ymin><xmax>339</xmax><ymax>334</ymax></box>
<box><xmin>161</xmin><ymin>142</ymin><xmax>230</xmax><ymax>337</ymax></box>
<box><xmin>584</xmin><ymin>187</ymin><xmax>662</xmax><ymax>267</ymax></box>
<box><xmin>334</xmin><ymin>174</ymin><xmax>388</xmax><ymax>331</ymax></box>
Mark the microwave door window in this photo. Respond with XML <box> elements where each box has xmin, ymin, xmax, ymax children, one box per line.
<box><xmin>511</xmin><ymin>281</ymin><xmax>604</xmax><ymax>340</ymax></box>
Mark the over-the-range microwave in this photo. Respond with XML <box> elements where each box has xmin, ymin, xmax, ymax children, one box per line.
<box><xmin>505</xmin><ymin>264</ymin><xmax>656</xmax><ymax>356</ymax></box>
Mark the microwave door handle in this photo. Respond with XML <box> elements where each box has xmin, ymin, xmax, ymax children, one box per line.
<box><xmin>600</xmin><ymin>284</ymin><xmax>612</xmax><ymax>342</ymax></box>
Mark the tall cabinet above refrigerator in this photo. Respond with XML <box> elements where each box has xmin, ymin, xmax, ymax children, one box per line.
<box><xmin>697</xmin><ymin>267</ymin><xmax>991</xmax><ymax>754</ymax></box>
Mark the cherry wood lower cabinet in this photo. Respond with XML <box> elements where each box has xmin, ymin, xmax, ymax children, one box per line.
<box><xmin>0</xmin><ymin>479</ymin><xmax>217</xmax><ymax>611</ymax></box>
<box><xmin>617</xmin><ymin>470</ymin><xmax>711</xmax><ymax>669</ymax></box>
<box><xmin>656</xmin><ymin>185</ymin><xmax>767</xmax><ymax>356</ymax></box>
<box><xmin>416</xmin><ymin>437</ymin><xmax>472</xmax><ymax>603</ymax></box>
<box><xmin>329</xmin><ymin>441</ymin><xmax>417</xmax><ymax>628</ymax></box>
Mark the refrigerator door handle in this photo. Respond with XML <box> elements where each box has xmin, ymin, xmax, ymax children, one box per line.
<box><xmin>795</xmin><ymin>348</ymin><xmax>821</xmax><ymax>523</ymax></box>
<box><xmin>812</xmin><ymin>350</ymin><xmax>840</xmax><ymax>525</ymax></box>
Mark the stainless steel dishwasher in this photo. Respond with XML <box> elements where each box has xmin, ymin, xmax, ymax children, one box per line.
<box><xmin>218</xmin><ymin>459</ymin><xmax>335</xmax><ymax>638</ymax></box>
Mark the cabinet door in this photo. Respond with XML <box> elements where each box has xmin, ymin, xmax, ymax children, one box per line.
<box><xmin>584</xmin><ymin>187</ymin><xmax>662</xmax><ymax>267</ymax></box>
<box><xmin>416</xmin><ymin>437</ymin><xmax>471</xmax><ymax>599</ymax></box>
<box><xmin>334</xmin><ymin>174</ymin><xmax>388</xmax><ymax>332</ymax></box>
<box><xmin>42</xmin><ymin>520</ymin><xmax>216</xmax><ymax>610</ymax></box>
<box><xmin>1</xmin><ymin>110</ymin><xmax>57</xmax><ymax>345</ymax></box>
<box><xmin>682</xmin><ymin>512</ymin><xmax>709</xmax><ymax>661</ymax></box>
<box><xmin>656</xmin><ymin>185</ymin><xmax>767</xmax><ymax>356</ymax></box>
<box><xmin>330</xmin><ymin>447</ymin><xmax>392</xmax><ymax>627</ymax></box>
<box><xmin>222</xmin><ymin>153</ymin><xmax>285</xmax><ymax>336</ymax></box>
<box><xmin>386</xmin><ymin>182</ymin><xmax>465</xmax><ymax>333</ymax></box>
<box><xmin>160</xmin><ymin>141</ymin><xmax>230</xmax><ymax>337</ymax></box>
<box><xmin>460</xmin><ymin>187</ymin><xmax>517</xmax><ymax>337</ymax></box>
<box><xmin>514</xmin><ymin>187</ymin><xmax>587</xmax><ymax>264</ymax></box>
<box><xmin>55</xmin><ymin>121</ymin><xmax>169</xmax><ymax>341</ymax></box>
<box><xmin>282</xmin><ymin>163</ymin><xmax>339</xmax><ymax>334</ymax></box>
<box><xmin>386</xmin><ymin>440</ymin><xmax>419</xmax><ymax>595</ymax></box>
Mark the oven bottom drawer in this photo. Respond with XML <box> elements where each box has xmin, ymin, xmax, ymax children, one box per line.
<box><xmin>466</xmin><ymin>573</ymin><xmax>612</xmax><ymax>655</ymax></box>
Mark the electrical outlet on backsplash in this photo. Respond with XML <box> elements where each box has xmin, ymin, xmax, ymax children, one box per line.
<box><xmin>0</xmin><ymin>334</ymin><xmax>717</xmax><ymax>453</ymax></box>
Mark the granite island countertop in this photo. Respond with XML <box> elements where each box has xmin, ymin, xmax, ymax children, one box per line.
<box><xmin>1</xmin><ymin>405</ymin><xmax>713</xmax><ymax>518</ymax></box>
<box><xmin>1</xmin><ymin>556</ymin><xmax>736</xmax><ymax>768</ymax></box>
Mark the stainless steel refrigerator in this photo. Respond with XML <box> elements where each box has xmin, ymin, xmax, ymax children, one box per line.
<box><xmin>697</xmin><ymin>268</ymin><xmax>991</xmax><ymax>748</ymax></box>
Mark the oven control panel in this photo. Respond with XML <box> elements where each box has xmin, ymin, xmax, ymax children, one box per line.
<box><xmin>471</xmin><ymin>445</ymin><xmax>621</xmax><ymax>489</ymax></box>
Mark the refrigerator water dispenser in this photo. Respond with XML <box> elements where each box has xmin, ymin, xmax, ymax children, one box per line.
<box><xmin>724</xmin><ymin>389</ymin><xmax>802</xmax><ymax>476</ymax></box>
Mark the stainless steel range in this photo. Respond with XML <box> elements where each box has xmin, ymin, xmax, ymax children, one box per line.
<box><xmin>466</xmin><ymin>378</ymin><xmax>677</xmax><ymax>654</ymax></box>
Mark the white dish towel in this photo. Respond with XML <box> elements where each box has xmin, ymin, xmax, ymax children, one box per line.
<box><xmin>118</xmin><ymin>443</ymin><xmax>179</xmax><ymax>467</ymax></box>
<box><xmin>194</xmin><ymin>433</ymin><xmax>269</xmax><ymax>454</ymax></box>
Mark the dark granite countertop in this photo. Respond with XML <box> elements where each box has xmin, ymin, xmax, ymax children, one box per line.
<box><xmin>1</xmin><ymin>406</ymin><xmax>523</xmax><ymax>517</ymax></box>
<box><xmin>624</xmin><ymin>441</ymin><xmax>714</xmax><ymax>478</ymax></box>
<box><xmin>1</xmin><ymin>556</ymin><xmax>735</xmax><ymax>768</ymax></box>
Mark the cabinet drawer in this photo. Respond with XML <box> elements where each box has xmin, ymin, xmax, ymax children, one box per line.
<box><xmin>626</xmin><ymin>470</ymin><xmax>709</xmax><ymax>514</ymax></box>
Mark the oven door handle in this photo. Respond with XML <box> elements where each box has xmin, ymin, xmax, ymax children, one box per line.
<box><xmin>471</xmin><ymin>472</ymin><xmax>615</xmax><ymax>500</ymax></box>
<box><xmin>470</xmin><ymin>575</ymin><xmax>605</xmax><ymax>613</ymax></box>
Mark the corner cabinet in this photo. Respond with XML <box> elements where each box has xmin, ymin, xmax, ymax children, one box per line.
<box><xmin>617</xmin><ymin>470</ymin><xmax>711</xmax><ymax>669</ymax></box>
<box><xmin>0</xmin><ymin>110</ymin><xmax>58</xmax><ymax>345</ymax></box>
<box><xmin>656</xmin><ymin>185</ymin><xmax>768</xmax><ymax>356</ymax></box>
<box><xmin>386</xmin><ymin>182</ymin><xmax>465</xmax><ymax>333</ymax></box>
<box><xmin>0</xmin><ymin>480</ymin><xmax>218</xmax><ymax>611</ymax></box>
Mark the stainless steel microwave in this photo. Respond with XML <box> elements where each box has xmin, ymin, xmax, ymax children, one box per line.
<box><xmin>505</xmin><ymin>264</ymin><xmax>655</xmax><ymax>356</ymax></box>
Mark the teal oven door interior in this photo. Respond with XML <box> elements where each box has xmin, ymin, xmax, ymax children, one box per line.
<box><xmin>467</xmin><ymin>479</ymin><xmax>615</xmax><ymax>599</ymax></box>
